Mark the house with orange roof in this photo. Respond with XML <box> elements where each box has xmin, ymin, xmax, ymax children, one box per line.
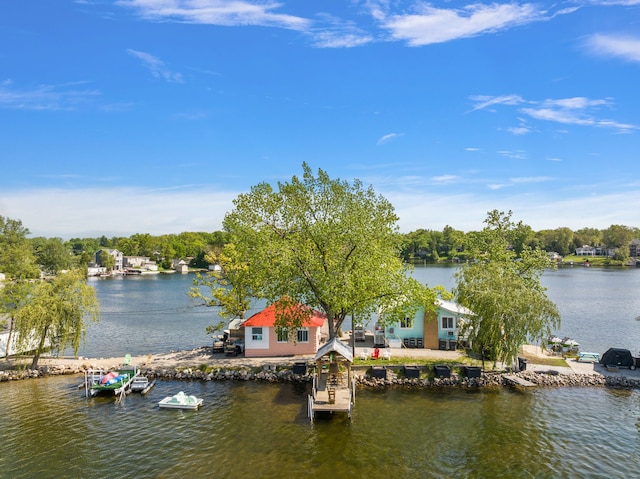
<box><xmin>241</xmin><ymin>302</ymin><xmax>328</xmax><ymax>358</ymax></box>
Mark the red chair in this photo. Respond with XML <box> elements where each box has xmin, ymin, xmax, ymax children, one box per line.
<box><xmin>371</xmin><ymin>348</ymin><xmax>380</xmax><ymax>360</ymax></box>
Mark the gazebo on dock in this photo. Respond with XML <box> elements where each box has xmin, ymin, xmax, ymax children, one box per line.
<box><xmin>308</xmin><ymin>337</ymin><xmax>355</xmax><ymax>422</ymax></box>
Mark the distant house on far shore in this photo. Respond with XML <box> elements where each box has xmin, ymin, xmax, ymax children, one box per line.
<box><xmin>124</xmin><ymin>256</ymin><xmax>158</xmax><ymax>272</ymax></box>
<box><xmin>548</xmin><ymin>252</ymin><xmax>562</xmax><ymax>262</ymax></box>
<box><xmin>95</xmin><ymin>249</ymin><xmax>124</xmax><ymax>272</ymax></box>
<box><xmin>172</xmin><ymin>259</ymin><xmax>189</xmax><ymax>273</ymax></box>
<box><xmin>575</xmin><ymin>245</ymin><xmax>596</xmax><ymax>256</ymax></box>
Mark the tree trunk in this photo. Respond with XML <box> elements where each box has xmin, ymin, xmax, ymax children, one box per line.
<box><xmin>328</xmin><ymin>319</ymin><xmax>335</xmax><ymax>340</ymax></box>
<box><xmin>4</xmin><ymin>316</ymin><xmax>15</xmax><ymax>359</ymax></box>
<box><xmin>30</xmin><ymin>326</ymin><xmax>48</xmax><ymax>370</ymax></box>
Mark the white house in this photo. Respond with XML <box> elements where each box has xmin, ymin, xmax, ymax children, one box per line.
<box><xmin>96</xmin><ymin>249</ymin><xmax>124</xmax><ymax>272</ymax></box>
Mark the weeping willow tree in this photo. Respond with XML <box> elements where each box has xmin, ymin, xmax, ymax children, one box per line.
<box><xmin>14</xmin><ymin>269</ymin><xmax>100</xmax><ymax>369</ymax></box>
<box><xmin>454</xmin><ymin>210</ymin><xmax>560</xmax><ymax>368</ymax></box>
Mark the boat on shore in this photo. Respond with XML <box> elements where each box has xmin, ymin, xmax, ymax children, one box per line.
<box><xmin>158</xmin><ymin>391</ymin><xmax>203</xmax><ymax>410</ymax></box>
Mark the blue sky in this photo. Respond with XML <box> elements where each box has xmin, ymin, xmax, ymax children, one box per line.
<box><xmin>1</xmin><ymin>0</ymin><xmax>639</xmax><ymax>239</ymax></box>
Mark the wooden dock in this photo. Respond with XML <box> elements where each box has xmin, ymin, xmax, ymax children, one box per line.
<box><xmin>308</xmin><ymin>337</ymin><xmax>355</xmax><ymax>422</ymax></box>
<box><xmin>308</xmin><ymin>372</ymin><xmax>355</xmax><ymax>421</ymax></box>
<box><xmin>504</xmin><ymin>374</ymin><xmax>536</xmax><ymax>388</ymax></box>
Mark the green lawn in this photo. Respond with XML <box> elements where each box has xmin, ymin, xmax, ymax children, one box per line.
<box><xmin>560</xmin><ymin>255</ymin><xmax>625</xmax><ymax>267</ymax></box>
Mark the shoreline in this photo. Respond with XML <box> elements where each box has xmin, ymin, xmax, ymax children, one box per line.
<box><xmin>3</xmin><ymin>344</ymin><xmax>640</xmax><ymax>390</ymax></box>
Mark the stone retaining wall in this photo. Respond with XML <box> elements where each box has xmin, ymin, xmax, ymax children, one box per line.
<box><xmin>2</xmin><ymin>364</ymin><xmax>640</xmax><ymax>390</ymax></box>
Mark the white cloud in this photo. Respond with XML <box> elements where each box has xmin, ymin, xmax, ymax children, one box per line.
<box><xmin>498</xmin><ymin>150</ymin><xmax>527</xmax><ymax>160</ymax></box>
<box><xmin>472</xmin><ymin>94</ymin><xmax>639</xmax><ymax>133</ymax></box>
<box><xmin>127</xmin><ymin>49</ymin><xmax>184</xmax><ymax>83</ymax></box>
<box><xmin>586</xmin><ymin>34</ymin><xmax>640</xmax><ymax>63</ymax></box>
<box><xmin>310</xmin><ymin>13</ymin><xmax>374</xmax><ymax>48</ymax></box>
<box><xmin>117</xmin><ymin>0</ymin><xmax>311</xmax><ymax>31</ymax></box>
<box><xmin>589</xmin><ymin>0</ymin><xmax>640</xmax><ymax>6</ymax></box>
<box><xmin>469</xmin><ymin>94</ymin><xmax>524</xmax><ymax>112</ymax></box>
<box><xmin>507</xmin><ymin>126</ymin><xmax>531</xmax><ymax>135</ymax></box>
<box><xmin>540</xmin><ymin>97</ymin><xmax>610</xmax><ymax>109</ymax></box>
<box><xmin>521</xmin><ymin>106</ymin><xmax>637</xmax><ymax>131</ymax></box>
<box><xmin>432</xmin><ymin>175</ymin><xmax>459</xmax><ymax>183</ymax></box>
<box><xmin>382</xmin><ymin>3</ymin><xmax>544</xmax><ymax>46</ymax></box>
<box><xmin>377</xmin><ymin>132</ymin><xmax>401</xmax><ymax>145</ymax></box>
<box><xmin>0</xmin><ymin>80</ymin><xmax>101</xmax><ymax>110</ymax></box>
<box><xmin>312</xmin><ymin>31</ymin><xmax>374</xmax><ymax>48</ymax></box>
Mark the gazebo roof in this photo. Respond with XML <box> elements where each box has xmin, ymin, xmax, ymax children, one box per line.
<box><xmin>315</xmin><ymin>337</ymin><xmax>353</xmax><ymax>363</ymax></box>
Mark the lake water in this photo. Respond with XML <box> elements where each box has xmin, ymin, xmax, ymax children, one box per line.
<box><xmin>78</xmin><ymin>265</ymin><xmax>640</xmax><ymax>357</ymax></box>
<box><xmin>3</xmin><ymin>265</ymin><xmax>640</xmax><ymax>478</ymax></box>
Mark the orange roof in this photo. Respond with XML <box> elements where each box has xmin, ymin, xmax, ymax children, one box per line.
<box><xmin>242</xmin><ymin>303</ymin><xmax>326</xmax><ymax>328</ymax></box>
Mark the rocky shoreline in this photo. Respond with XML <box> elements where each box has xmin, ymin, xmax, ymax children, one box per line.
<box><xmin>3</xmin><ymin>361</ymin><xmax>640</xmax><ymax>390</ymax></box>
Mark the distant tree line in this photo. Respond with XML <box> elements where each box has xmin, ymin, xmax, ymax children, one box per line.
<box><xmin>2</xmin><ymin>217</ymin><xmax>639</xmax><ymax>278</ymax></box>
<box><xmin>401</xmin><ymin>224</ymin><xmax>640</xmax><ymax>263</ymax></box>
<box><xmin>28</xmin><ymin>231</ymin><xmax>230</xmax><ymax>274</ymax></box>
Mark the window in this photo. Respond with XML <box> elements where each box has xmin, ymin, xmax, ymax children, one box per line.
<box><xmin>400</xmin><ymin>317</ymin><xmax>413</xmax><ymax>329</ymax></box>
<box><xmin>297</xmin><ymin>328</ymin><xmax>309</xmax><ymax>343</ymax></box>
<box><xmin>276</xmin><ymin>328</ymin><xmax>288</xmax><ymax>343</ymax></box>
<box><xmin>441</xmin><ymin>317</ymin><xmax>454</xmax><ymax>329</ymax></box>
<box><xmin>251</xmin><ymin>327</ymin><xmax>263</xmax><ymax>341</ymax></box>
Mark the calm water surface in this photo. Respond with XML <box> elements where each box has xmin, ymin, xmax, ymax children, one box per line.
<box><xmin>2</xmin><ymin>376</ymin><xmax>640</xmax><ymax>479</ymax></box>
<box><xmin>4</xmin><ymin>266</ymin><xmax>640</xmax><ymax>478</ymax></box>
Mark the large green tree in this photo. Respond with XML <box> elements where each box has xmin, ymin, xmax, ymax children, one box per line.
<box><xmin>32</xmin><ymin>237</ymin><xmax>72</xmax><ymax>274</ymax></box>
<box><xmin>0</xmin><ymin>216</ymin><xmax>40</xmax><ymax>280</ymax></box>
<box><xmin>222</xmin><ymin>163</ymin><xmax>436</xmax><ymax>339</ymax></box>
<box><xmin>454</xmin><ymin>210</ymin><xmax>560</xmax><ymax>367</ymax></box>
<box><xmin>0</xmin><ymin>216</ymin><xmax>40</xmax><ymax>357</ymax></box>
<box><xmin>13</xmin><ymin>269</ymin><xmax>100</xmax><ymax>369</ymax></box>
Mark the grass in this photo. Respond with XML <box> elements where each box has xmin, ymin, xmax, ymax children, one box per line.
<box><xmin>560</xmin><ymin>255</ymin><xmax>625</xmax><ymax>267</ymax></box>
<box><xmin>352</xmin><ymin>356</ymin><xmax>487</xmax><ymax>369</ymax></box>
<box><xmin>353</xmin><ymin>348</ymin><xmax>570</xmax><ymax>370</ymax></box>
<box><xmin>518</xmin><ymin>351</ymin><xmax>568</xmax><ymax>367</ymax></box>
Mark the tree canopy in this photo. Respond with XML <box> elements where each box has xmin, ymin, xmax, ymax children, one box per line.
<box><xmin>32</xmin><ymin>237</ymin><xmax>72</xmax><ymax>274</ymax></box>
<box><xmin>0</xmin><ymin>216</ymin><xmax>40</xmax><ymax>280</ymax></box>
<box><xmin>222</xmin><ymin>163</ymin><xmax>436</xmax><ymax>339</ymax></box>
<box><xmin>454</xmin><ymin>210</ymin><xmax>561</xmax><ymax>367</ymax></box>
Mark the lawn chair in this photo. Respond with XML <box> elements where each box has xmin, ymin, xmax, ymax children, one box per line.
<box><xmin>380</xmin><ymin>348</ymin><xmax>391</xmax><ymax>360</ymax></box>
<box><xmin>371</xmin><ymin>348</ymin><xmax>380</xmax><ymax>360</ymax></box>
<box><xmin>358</xmin><ymin>348</ymin><xmax>369</xmax><ymax>360</ymax></box>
